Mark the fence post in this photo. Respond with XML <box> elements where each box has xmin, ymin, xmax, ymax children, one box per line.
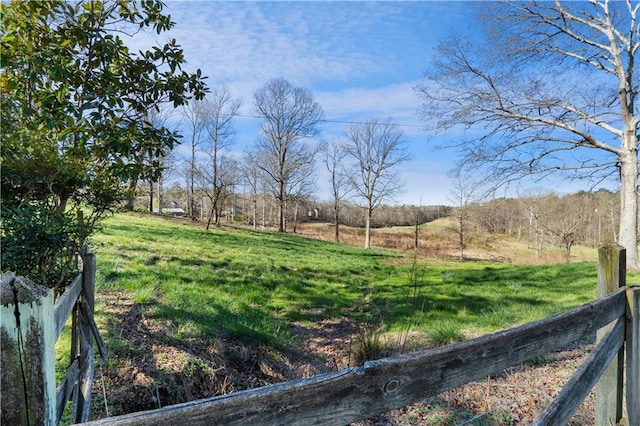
<box><xmin>73</xmin><ymin>252</ymin><xmax>97</xmax><ymax>424</ymax></box>
<box><xmin>1</xmin><ymin>272</ymin><xmax>56</xmax><ymax>425</ymax></box>
<box><xmin>595</xmin><ymin>244</ymin><xmax>625</xmax><ymax>426</ymax></box>
<box><xmin>82</xmin><ymin>252</ymin><xmax>96</xmax><ymax>311</ymax></box>
<box><xmin>627</xmin><ymin>286</ymin><xmax>640</xmax><ymax>424</ymax></box>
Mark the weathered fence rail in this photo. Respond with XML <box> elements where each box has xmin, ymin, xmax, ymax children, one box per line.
<box><xmin>1</xmin><ymin>253</ymin><xmax>106</xmax><ymax>425</ymax></box>
<box><xmin>82</xmin><ymin>245</ymin><xmax>639</xmax><ymax>426</ymax></box>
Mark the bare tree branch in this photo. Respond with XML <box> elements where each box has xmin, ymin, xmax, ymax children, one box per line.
<box><xmin>345</xmin><ymin>119</ymin><xmax>410</xmax><ymax>249</ymax></box>
<box><xmin>417</xmin><ymin>0</ymin><xmax>640</xmax><ymax>268</ymax></box>
<box><xmin>252</xmin><ymin>78</ymin><xmax>324</xmax><ymax>232</ymax></box>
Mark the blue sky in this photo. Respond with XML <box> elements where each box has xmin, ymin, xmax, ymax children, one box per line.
<box><xmin>134</xmin><ymin>1</ymin><xmax>601</xmax><ymax>205</ymax></box>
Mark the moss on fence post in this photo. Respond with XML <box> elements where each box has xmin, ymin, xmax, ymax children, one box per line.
<box><xmin>1</xmin><ymin>272</ymin><xmax>56</xmax><ymax>425</ymax></box>
<box><xmin>595</xmin><ymin>244</ymin><xmax>625</xmax><ymax>426</ymax></box>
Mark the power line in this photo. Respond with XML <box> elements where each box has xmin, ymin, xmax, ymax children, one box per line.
<box><xmin>234</xmin><ymin>113</ymin><xmax>425</xmax><ymax>129</ymax></box>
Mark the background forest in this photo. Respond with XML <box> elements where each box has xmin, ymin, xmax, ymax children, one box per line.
<box><xmin>129</xmin><ymin>184</ymin><xmax>619</xmax><ymax>263</ymax></box>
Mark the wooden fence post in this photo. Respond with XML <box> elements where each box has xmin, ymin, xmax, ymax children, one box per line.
<box><xmin>82</xmin><ymin>252</ymin><xmax>96</xmax><ymax>312</ymax></box>
<box><xmin>627</xmin><ymin>286</ymin><xmax>640</xmax><ymax>424</ymax></box>
<box><xmin>596</xmin><ymin>244</ymin><xmax>625</xmax><ymax>426</ymax></box>
<box><xmin>1</xmin><ymin>272</ymin><xmax>56</xmax><ymax>425</ymax></box>
<box><xmin>73</xmin><ymin>252</ymin><xmax>98</xmax><ymax>424</ymax></box>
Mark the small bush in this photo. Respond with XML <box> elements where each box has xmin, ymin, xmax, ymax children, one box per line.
<box><xmin>351</xmin><ymin>325</ymin><xmax>387</xmax><ymax>366</ymax></box>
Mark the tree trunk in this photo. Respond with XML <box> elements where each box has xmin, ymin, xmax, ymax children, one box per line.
<box><xmin>618</xmin><ymin>132</ymin><xmax>639</xmax><ymax>270</ymax></box>
<box><xmin>125</xmin><ymin>197</ymin><xmax>134</xmax><ymax>211</ymax></box>
<box><xmin>282</xmin><ymin>199</ymin><xmax>287</xmax><ymax>233</ymax></box>
<box><xmin>157</xmin><ymin>176</ymin><xmax>163</xmax><ymax>214</ymax></box>
<box><xmin>414</xmin><ymin>210</ymin><xmax>420</xmax><ymax>249</ymax></box>
<box><xmin>125</xmin><ymin>180</ymin><xmax>137</xmax><ymax>211</ymax></box>
<box><xmin>206</xmin><ymin>206</ymin><xmax>214</xmax><ymax>230</ymax></box>
<box><xmin>253</xmin><ymin>197</ymin><xmax>257</xmax><ymax>229</ymax></box>
<box><xmin>278</xmin><ymin>180</ymin><xmax>286</xmax><ymax>232</ymax></box>
<box><xmin>189</xmin><ymin>145</ymin><xmax>195</xmax><ymax>218</ymax></box>
<box><xmin>232</xmin><ymin>188</ymin><xmax>236</xmax><ymax>223</ymax></box>
<box><xmin>563</xmin><ymin>241</ymin><xmax>572</xmax><ymax>263</ymax></box>
<box><xmin>459</xmin><ymin>214</ymin><xmax>464</xmax><ymax>261</ymax></box>
<box><xmin>262</xmin><ymin>195</ymin><xmax>267</xmax><ymax>228</ymax></box>
<box><xmin>334</xmin><ymin>204</ymin><xmax>340</xmax><ymax>243</ymax></box>
<box><xmin>364</xmin><ymin>203</ymin><xmax>373</xmax><ymax>249</ymax></box>
<box><xmin>149</xmin><ymin>180</ymin><xmax>154</xmax><ymax>213</ymax></box>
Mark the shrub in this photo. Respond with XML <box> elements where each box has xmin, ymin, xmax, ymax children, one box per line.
<box><xmin>351</xmin><ymin>325</ymin><xmax>387</xmax><ymax>366</ymax></box>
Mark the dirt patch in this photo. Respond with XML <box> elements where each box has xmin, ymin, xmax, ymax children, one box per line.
<box><xmin>93</xmin><ymin>293</ymin><xmax>353</xmax><ymax>417</ymax></box>
<box><xmin>290</xmin><ymin>316</ymin><xmax>360</xmax><ymax>371</ymax></box>
<box><xmin>92</xmin><ymin>292</ymin><xmax>596</xmax><ymax>424</ymax></box>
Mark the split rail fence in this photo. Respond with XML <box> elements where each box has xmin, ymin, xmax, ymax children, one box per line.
<box><xmin>1</xmin><ymin>253</ymin><xmax>106</xmax><ymax>425</ymax></box>
<box><xmin>1</xmin><ymin>246</ymin><xmax>638</xmax><ymax>425</ymax></box>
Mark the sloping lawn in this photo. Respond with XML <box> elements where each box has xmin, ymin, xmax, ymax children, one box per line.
<box><xmin>91</xmin><ymin>213</ymin><xmax>598</xmax><ymax>348</ymax></box>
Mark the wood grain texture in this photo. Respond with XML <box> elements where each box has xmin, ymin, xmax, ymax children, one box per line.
<box><xmin>596</xmin><ymin>245</ymin><xmax>625</xmax><ymax>426</ymax></box>
<box><xmin>53</xmin><ymin>273</ymin><xmax>82</xmax><ymax>340</ymax></box>
<box><xmin>56</xmin><ymin>358</ymin><xmax>79</xmax><ymax>424</ymax></box>
<box><xmin>80</xmin><ymin>297</ymin><xmax>108</xmax><ymax>364</ymax></box>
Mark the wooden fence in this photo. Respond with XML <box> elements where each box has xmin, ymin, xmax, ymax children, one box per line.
<box><xmin>1</xmin><ymin>253</ymin><xmax>106</xmax><ymax>425</ymax></box>
<box><xmin>1</xmin><ymin>247</ymin><xmax>638</xmax><ymax>425</ymax></box>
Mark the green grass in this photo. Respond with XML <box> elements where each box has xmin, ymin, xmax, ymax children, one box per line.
<box><xmin>89</xmin><ymin>213</ymin><xmax>599</xmax><ymax>351</ymax></box>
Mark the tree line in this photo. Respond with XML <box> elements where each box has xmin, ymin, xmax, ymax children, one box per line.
<box><xmin>134</xmin><ymin>174</ymin><xmax>619</xmax><ymax>263</ymax></box>
<box><xmin>132</xmin><ymin>181</ymin><xmax>450</xmax><ymax>230</ymax></box>
<box><xmin>458</xmin><ymin>189</ymin><xmax>620</xmax><ymax>262</ymax></box>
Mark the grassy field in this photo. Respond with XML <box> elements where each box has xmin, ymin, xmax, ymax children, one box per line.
<box><xmin>91</xmin><ymin>213</ymin><xmax>598</xmax><ymax>345</ymax></box>
<box><xmin>76</xmin><ymin>212</ymin><xmax>607</xmax><ymax>419</ymax></box>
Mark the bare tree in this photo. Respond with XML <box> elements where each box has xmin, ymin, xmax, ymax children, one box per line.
<box><xmin>324</xmin><ymin>140</ymin><xmax>351</xmax><ymax>242</ymax></box>
<box><xmin>539</xmin><ymin>193</ymin><xmax>592</xmax><ymax>262</ymax></box>
<box><xmin>448</xmin><ymin>167</ymin><xmax>486</xmax><ymax>261</ymax></box>
<box><xmin>199</xmin><ymin>89</ymin><xmax>241</xmax><ymax>228</ymax></box>
<box><xmin>253</xmin><ymin>78</ymin><xmax>324</xmax><ymax>232</ymax></box>
<box><xmin>417</xmin><ymin>0</ymin><xmax>640</xmax><ymax>269</ymax></box>
<box><xmin>592</xmin><ymin>189</ymin><xmax>620</xmax><ymax>244</ymax></box>
<box><xmin>241</xmin><ymin>155</ymin><xmax>260</xmax><ymax>229</ymax></box>
<box><xmin>182</xmin><ymin>100</ymin><xmax>207</xmax><ymax>217</ymax></box>
<box><xmin>198</xmin><ymin>156</ymin><xmax>238</xmax><ymax>229</ymax></box>
<box><xmin>517</xmin><ymin>191</ymin><xmax>551</xmax><ymax>260</ymax></box>
<box><xmin>345</xmin><ymin>119</ymin><xmax>409</xmax><ymax>249</ymax></box>
<box><xmin>288</xmin><ymin>159</ymin><xmax>316</xmax><ymax>233</ymax></box>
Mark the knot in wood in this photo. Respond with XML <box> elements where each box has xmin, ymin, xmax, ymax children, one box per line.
<box><xmin>384</xmin><ymin>379</ymin><xmax>399</xmax><ymax>394</ymax></box>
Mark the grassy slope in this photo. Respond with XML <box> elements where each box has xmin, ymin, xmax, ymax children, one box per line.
<box><xmin>90</xmin><ymin>213</ymin><xmax>598</xmax><ymax>349</ymax></box>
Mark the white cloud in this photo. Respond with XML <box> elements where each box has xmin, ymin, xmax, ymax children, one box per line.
<box><xmin>316</xmin><ymin>82</ymin><xmax>423</xmax><ymax>135</ymax></box>
<box><xmin>161</xmin><ymin>2</ymin><xmax>379</xmax><ymax>89</ymax></box>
